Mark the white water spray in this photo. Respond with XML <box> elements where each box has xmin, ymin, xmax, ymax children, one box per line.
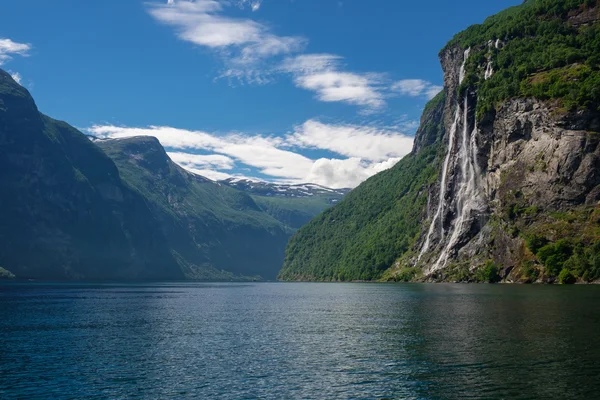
<box><xmin>419</xmin><ymin>46</ymin><xmax>485</xmax><ymax>270</ymax></box>
<box><xmin>484</xmin><ymin>61</ymin><xmax>494</xmax><ymax>80</ymax></box>
<box><xmin>432</xmin><ymin>94</ymin><xmax>484</xmax><ymax>271</ymax></box>
<box><xmin>419</xmin><ymin>48</ymin><xmax>471</xmax><ymax>260</ymax></box>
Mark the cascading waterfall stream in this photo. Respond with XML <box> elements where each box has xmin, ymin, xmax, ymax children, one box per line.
<box><xmin>419</xmin><ymin>48</ymin><xmax>470</xmax><ymax>260</ymax></box>
<box><xmin>433</xmin><ymin>95</ymin><xmax>483</xmax><ymax>271</ymax></box>
<box><xmin>484</xmin><ymin>61</ymin><xmax>494</xmax><ymax>80</ymax></box>
<box><xmin>419</xmin><ymin>47</ymin><xmax>484</xmax><ymax>270</ymax></box>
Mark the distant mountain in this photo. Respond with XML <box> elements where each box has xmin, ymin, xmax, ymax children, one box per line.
<box><xmin>220</xmin><ymin>178</ymin><xmax>350</xmax><ymax>199</ymax></box>
<box><xmin>0</xmin><ymin>69</ymin><xmax>182</xmax><ymax>281</ymax></box>
<box><xmin>220</xmin><ymin>178</ymin><xmax>350</xmax><ymax>229</ymax></box>
<box><xmin>0</xmin><ymin>69</ymin><xmax>290</xmax><ymax>281</ymax></box>
<box><xmin>97</xmin><ymin>137</ymin><xmax>291</xmax><ymax>280</ymax></box>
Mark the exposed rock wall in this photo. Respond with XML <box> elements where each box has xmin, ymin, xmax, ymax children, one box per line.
<box><xmin>413</xmin><ymin>44</ymin><xmax>600</xmax><ymax>279</ymax></box>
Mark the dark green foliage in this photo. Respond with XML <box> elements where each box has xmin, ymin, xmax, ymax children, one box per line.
<box><xmin>558</xmin><ymin>268</ymin><xmax>576</xmax><ymax>284</ymax></box>
<box><xmin>532</xmin><ymin>237</ymin><xmax>600</xmax><ymax>281</ymax></box>
<box><xmin>537</xmin><ymin>239</ymin><xmax>574</xmax><ymax>275</ymax></box>
<box><xmin>526</xmin><ymin>234</ymin><xmax>550</xmax><ymax>254</ymax></box>
<box><xmin>447</xmin><ymin>0</ymin><xmax>600</xmax><ymax>118</ymax></box>
<box><xmin>476</xmin><ymin>261</ymin><xmax>501</xmax><ymax>283</ymax></box>
<box><xmin>279</xmin><ymin>95</ymin><xmax>446</xmax><ymax>281</ymax></box>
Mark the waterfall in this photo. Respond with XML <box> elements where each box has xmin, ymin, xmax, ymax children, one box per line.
<box><xmin>432</xmin><ymin>94</ymin><xmax>483</xmax><ymax>271</ymax></box>
<box><xmin>459</xmin><ymin>48</ymin><xmax>471</xmax><ymax>83</ymax></box>
<box><xmin>484</xmin><ymin>61</ymin><xmax>493</xmax><ymax>80</ymax></box>
<box><xmin>419</xmin><ymin>46</ymin><xmax>485</xmax><ymax>270</ymax></box>
<box><xmin>419</xmin><ymin>48</ymin><xmax>470</xmax><ymax>260</ymax></box>
<box><xmin>419</xmin><ymin>109</ymin><xmax>460</xmax><ymax>258</ymax></box>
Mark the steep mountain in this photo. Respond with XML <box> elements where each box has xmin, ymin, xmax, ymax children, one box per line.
<box><xmin>0</xmin><ymin>69</ymin><xmax>183</xmax><ymax>281</ymax></box>
<box><xmin>0</xmin><ymin>69</ymin><xmax>291</xmax><ymax>281</ymax></box>
<box><xmin>279</xmin><ymin>0</ymin><xmax>600</xmax><ymax>283</ymax></box>
<box><xmin>220</xmin><ymin>178</ymin><xmax>350</xmax><ymax>229</ymax></box>
<box><xmin>98</xmin><ymin>137</ymin><xmax>291</xmax><ymax>280</ymax></box>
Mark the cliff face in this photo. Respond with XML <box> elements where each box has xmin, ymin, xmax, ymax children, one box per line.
<box><xmin>403</xmin><ymin>2</ymin><xmax>600</xmax><ymax>282</ymax></box>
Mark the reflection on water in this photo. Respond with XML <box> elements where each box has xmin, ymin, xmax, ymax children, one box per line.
<box><xmin>1</xmin><ymin>282</ymin><xmax>599</xmax><ymax>399</ymax></box>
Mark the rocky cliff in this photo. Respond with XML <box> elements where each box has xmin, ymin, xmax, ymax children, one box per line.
<box><xmin>405</xmin><ymin>43</ymin><xmax>600</xmax><ymax>283</ymax></box>
<box><xmin>280</xmin><ymin>0</ymin><xmax>600</xmax><ymax>283</ymax></box>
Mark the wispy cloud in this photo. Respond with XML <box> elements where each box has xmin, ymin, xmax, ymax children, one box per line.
<box><xmin>288</xmin><ymin>119</ymin><xmax>413</xmax><ymax>162</ymax></box>
<box><xmin>9</xmin><ymin>71</ymin><xmax>22</xmax><ymax>84</ymax></box>
<box><xmin>146</xmin><ymin>2</ymin><xmax>441</xmax><ymax>111</ymax></box>
<box><xmin>88</xmin><ymin>119</ymin><xmax>414</xmax><ymax>189</ymax></box>
<box><xmin>0</xmin><ymin>38</ymin><xmax>31</xmax><ymax>65</ymax></box>
<box><xmin>392</xmin><ymin>79</ymin><xmax>443</xmax><ymax>100</ymax></box>
<box><xmin>88</xmin><ymin>124</ymin><xmax>314</xmax><ymax>182</ymax></box>
<box><xmin>147</xmin><ymin>0</ymin><xmax>305</xmax><ymax>83</ymax></box>
<box><xmin>237</xmin><ymin>0</ymin><xmax>263</xmax><ymax>12</ymax></box>
<box><xmin>167</xmin><ymin>152</ymin><xmax>237</xmax><ymax>180</ymax></box>
<box><xmin>281</xmin><ymin>54</ymin><xmax>386</xmax><ymax>110</ymax></box>
<box><xmin>168</xmin><ymin>152</ymin><xmax>235</xmax><ymax>170</ymax></box>
<box><xmin>304</xmin><ymin>157</ymin><xmax>401</xmax><ymax>189</ymax></box>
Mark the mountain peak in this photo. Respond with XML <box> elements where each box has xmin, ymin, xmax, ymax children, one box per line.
<box><xmin>95</xmin><ymin>135</ymin><xmax>173</xmax><ymax>176</ymax></box>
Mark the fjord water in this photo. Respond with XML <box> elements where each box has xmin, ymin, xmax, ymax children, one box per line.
<box><xmin>1</xmin><ymin>283</ymin><xmax>599</xmax><ymax>399</ymax></box>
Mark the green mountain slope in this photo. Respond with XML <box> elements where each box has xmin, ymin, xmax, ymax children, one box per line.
<box><xmin>97</xmin><ymin>137</ymin><xmax>292</xmax><ymax>280</ymax></box>
<box><xmin>0</xmin><ymin>69</ymin><xmax>292</xmax><ymax>281</ymax></box>
<box><xmin>278</xmin><ymin>92</ymin><xmax>446</xmax><ymax>281</ymax></box>
<box><xmin>0</xmin><ymin>69</ymin><xmax>183</xmax><ymax>280</ymax></box>
<box><xmin>252</xmin><ymin>195</ymin><xmax>337</xmax><ymax>230</ymax></box>
<box><xmin>449</xmin><ymin>0</ymin><xmax>600</xmax><ymax>118</ymax></box>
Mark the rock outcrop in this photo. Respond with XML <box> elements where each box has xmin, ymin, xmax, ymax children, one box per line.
<box><xmin>410</xmin><ymin>40</ymin><xmax>600</xmax><ymax>282</ymax></box>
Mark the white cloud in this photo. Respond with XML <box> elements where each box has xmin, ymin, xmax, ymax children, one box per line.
<box><xmin>88</xmin><ymin>119</ymin><xmax>414</xmax><ymax>189</ymax></box>
<box><xmin>237</xmin><ymin>0</ymin><xmax>262</xmax><ymax>12</ymax></box>
<box><xmin>181</xmin><ymin>166</ymin><xmax>235</xmax><ymax>181</ymax></box>
<box><xmin>0</xmin><ymin>38</ymin><xmax>31</xmax><ymax>65</ymax></box>
<box><xmin>88</xmin><ymin>125</ymin><xmax>313</xmax><ymax>181</ymax></box>
<box><xmin>391</xmin><ymin>79</ymin><xmax>443</xmax><ymax>100</ymax></box>
<box><xmin>168</xmin><ymin>152</ymin><xmax>235</xmax><ymax>170</ymax></box>
<box><xmin>289</xmin><ymin>119</ymin><xmax>413</xmax><ymax>162</ymax></box>
<box><xmin>304</xmin><ymin>157</ymin><xmax>401</xmax><ymax>189</ymax></box>
<box><xmin>148</xmin><ymin>3</ymin><xmax>441</xmax><ymax>110</ymax></box>
<box><xmin>147</xmin><ymin>0</ymin><xmax>305</xmax><ymax>82</ymax></box>
<box><xmin>281</xmin><ymin>54</ymin><xmax>385</xmax><ymax>110</ymax></box>
<box><xmin>9</xmin><ymin>71</ymin><xmax>22</xmax><ymax>84</ymax></box>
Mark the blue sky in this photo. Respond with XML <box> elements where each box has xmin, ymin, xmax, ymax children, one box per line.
<box><xmin>1</xmin><ymin>0</ymin><xmax>520</xmax><ymax>187</ymax></box>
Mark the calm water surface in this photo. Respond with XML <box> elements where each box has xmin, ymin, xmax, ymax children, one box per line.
<box><xmin>1</xmin><ymin>282</ymin><xmax>599</xmax><ymax>399</ymax></box>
